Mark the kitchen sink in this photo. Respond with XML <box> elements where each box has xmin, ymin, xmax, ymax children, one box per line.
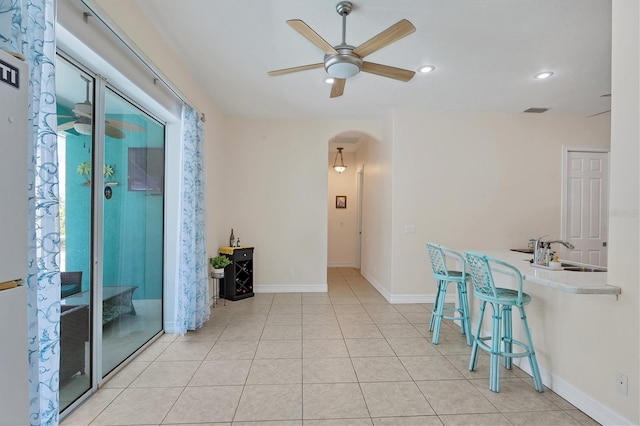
<box><xmin>524</xmin><ymin>260</ymin><xmax>607</xmax><ymax>272</ymax></box>
<box><xmin>562</xmin><ymin>266</ymin><xmax>607</xmax><ymax>272</ymax></box>
<box><xmin>561</xmin><ymin>262</ymin><xmax>607</xmax><ymax>272</ymax></box>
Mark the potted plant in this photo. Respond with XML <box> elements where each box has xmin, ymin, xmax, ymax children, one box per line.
<box><xmin>209</xmin><ymin>255</ymin><xmax>231</xmax><ymax>276</ymax></box>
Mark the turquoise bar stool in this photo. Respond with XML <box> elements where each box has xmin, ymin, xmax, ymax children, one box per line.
<box><xmin>426</xmin><ymin>243</ymin><xmax>472</xmax><ymax>346</ymax></box>
<box><xmin>464</xmin><ymin>251</ymin><xmax>543</xmax><ymax>393</ymax></box>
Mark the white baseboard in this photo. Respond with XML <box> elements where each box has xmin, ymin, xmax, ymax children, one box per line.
<box><xmin>360</xmin><ymin>270</ymin><xmax>455</xmax><ymax>304</ymax></box>
<box><xmin>360</xmin><ymin>270</ymin><xmax>391</xmax><ymax>301</ymax></box>
<box><xmin>512</xmin><ymin>358</ymin><xmax>633</xmax><ymax>426</ymax></box>
<box><xmin>254</xmin><ymin>284</ymin><xmax>328</xmax><ymax>293</ymax></box>
<box><xmin>389</xmin><ymin>293</ymin><xmax>457</xmax><ymax>304</ymax></box>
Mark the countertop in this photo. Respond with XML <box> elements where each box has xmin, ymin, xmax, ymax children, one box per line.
<box><xmin>474</xmin><ymin>250</ymin><xmax>621</xmax><ymax>295</ymax></box>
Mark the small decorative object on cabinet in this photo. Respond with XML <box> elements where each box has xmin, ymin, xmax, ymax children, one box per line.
<box><xmin>218</xmin><ymin>246</ymin><xmax>254</xmax><ymax>301</ymax></box>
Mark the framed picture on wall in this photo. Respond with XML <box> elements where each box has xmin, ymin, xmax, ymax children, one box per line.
<box><xmin>336</xmin><ymin>195</ymin><xmax>347</xmax><ymax>209</ymax></box>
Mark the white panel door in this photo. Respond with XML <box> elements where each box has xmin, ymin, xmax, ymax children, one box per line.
<box><xmin>565</xmin><ymin>151</ymin><xmax>609</xmax><ymax>266</ymax></box>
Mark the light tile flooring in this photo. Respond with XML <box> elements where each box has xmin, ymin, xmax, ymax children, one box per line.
<box><xmin>62</xmin><ymin>268</ymin><xmax>600</xmax><ymax>425</ymax></box>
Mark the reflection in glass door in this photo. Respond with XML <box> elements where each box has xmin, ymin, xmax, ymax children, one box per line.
<box><xmin>101</xmin><ymin>88</ymin><xmax>164</xmax><ymax>375</ymax></box>
<box><xmin>56</xmin><ymin>57</ymin><xmax>94</xmax><ymax>411</ymax></box>
<box><xmin>56</xmin><ymin>55</ymin><xmax>165</xmax><ymax>412</ymax></box>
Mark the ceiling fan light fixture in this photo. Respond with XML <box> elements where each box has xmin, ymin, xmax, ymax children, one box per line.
<box><xmin>333</xmin><ymin>147</ymin><xmax>347</xmax><ymax>173</ymax></box>
<box><xmin>325</xmin><ymin>77</ymin><xmax>335</xmax><ymax>84</ymax></box>
<box><xmin>73</xmin><ymin>122</ymin><xmax>92</xmax><ymax>135</ymax></box>
<box><xmin>326</xmin><ymin>61</ymin><xmax>360</xmax><ymax>79</ymax></box>
<box><xmin>325</xmin><ymin>51</ymin><xmax>362</xmax><ymax>79</ymax></box>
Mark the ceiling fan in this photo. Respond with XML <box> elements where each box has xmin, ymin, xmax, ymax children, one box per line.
<box><xmin>268</xmin><ymin>1</ymin><xmax>416</xmax><ymax>98</ymax></box>
<box><xmin>58</xmin><ymin>76</ymin><xmax>145</xmax><ymax>139</ymax></box>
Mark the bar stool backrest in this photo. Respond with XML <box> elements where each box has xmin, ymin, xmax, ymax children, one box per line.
<box><xmin>464</xmin><ymin>251</ymin><xmax>525</xmax><ymax>305</ymax></box>
<box><xmin>426</xmin><ymin>243</ymin><xmax>465</xmax><ymax>279</ymax></box>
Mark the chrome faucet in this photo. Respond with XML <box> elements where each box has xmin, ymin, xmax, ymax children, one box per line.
<box><xmin>545</xmin><ymin>240</ymin><xmax>575</xmax><ymax>250</ymax></box>
<box><xmin>533</xmin><ymin>235</ymin><xmax>575</xmax><ymax>265</ymax></box>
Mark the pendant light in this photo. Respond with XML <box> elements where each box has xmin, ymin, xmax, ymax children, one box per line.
<box><xmin>333</xmin><ymin>147</ymin><xmax>347</xmax><ymax>173</ymax></box>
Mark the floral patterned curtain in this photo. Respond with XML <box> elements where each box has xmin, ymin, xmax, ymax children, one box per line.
<box><xmin>1</xmin><ymin>0</ymin><xmax>60</xmax><ymax>424</ymax></box>
<box><xmin>174</xmin><ymin>105</ymin><xmax>209</xmax><ymax>335</ymax></box>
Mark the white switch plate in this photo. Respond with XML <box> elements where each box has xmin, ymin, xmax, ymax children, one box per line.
<box><xmin>404</xmin><ymin>225</ymin><xmax>416</xmax><ymax>234</ymax></box>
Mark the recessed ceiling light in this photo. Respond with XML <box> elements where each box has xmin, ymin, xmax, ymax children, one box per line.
<box><xmin>418</xmin><ymin>65</ymin><xmax>435</xmax><ymax>73</ymax></box>
<box><xmin>534</xmin><ymin>71</ymin><xmax>554</xmax><ymax>80</ymax></box>
<box><xmin>325</xmin><ymin>77</ymin><xmax>335</xmax><ymax>84</ymax></box>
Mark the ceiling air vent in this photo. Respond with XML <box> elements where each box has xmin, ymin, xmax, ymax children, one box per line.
<box><xmin>523</xmin><ymin>107</ymin><xmax>549</xmax><ymax>113</ymax></box>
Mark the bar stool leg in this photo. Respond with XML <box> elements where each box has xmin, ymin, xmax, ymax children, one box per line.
<box><xmin>502</xmin><ymin>305</ymin><xmax>513</xmax><ymax>369</ymax></box>
<box><xmin>457</xmin><ymin>282</ymin><xmax>472</xmax><ymax>346</ymax></box>
<box><xmin>519</xmin><ymin>306</ymin><xmax>544</xmax><ymax>392</ymax></box>
<box><xmin>490</xmin><ymin>302</ymin><xmax>502</xmax><ymax>393</ymax></box>
<box><xmin>455</xmin><ymin>284</ymin><xmax>465</xmax><ymax>334</ymax></box>
<box><xmin>469</xmin><ymin>300</ymin><xmax>486</xmax><ymax>371</ymax></box>
<box><xmin>431</xmin><ymin>280</ymin><xmax>448</xmax><ymax>344</ymax></box>
<box><xmin>429</xmin><ymin>280</ymin><xmax>442</xmax><ymax>332</ymax></box>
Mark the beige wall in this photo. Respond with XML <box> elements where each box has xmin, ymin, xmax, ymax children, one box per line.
<box><xmin>220</xmin><ymin>117</ymin><xmax>381</xmax><ymax>291</ymax></box>
<box><xmin>389</xmin><ymin>111</ymin><xmax>611</xmax><ymax>300</ymax></box>
<box><xmin>359</xmin><ymin>121</ymin><xmax>395</xmax><ymax>297</ymax></box>
<box><xmin>603</xmin><ymin>0</ymin><xmax>639</xmax><ymax>422</ymax></box>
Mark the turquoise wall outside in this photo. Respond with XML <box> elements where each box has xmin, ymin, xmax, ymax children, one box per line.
<box><xmin>63</xmin><ymin>110</ymin><xmax>164</xmax><ymax>300</ymax></box>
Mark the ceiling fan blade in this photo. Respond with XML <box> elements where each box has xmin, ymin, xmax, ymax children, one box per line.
<box><xmin>330</xmin><ymin>78</ymin><xmax>346</xmax><ymax>98</ymax></box>
<box><xmin>268</xmin><ymin>63</ymin><xmax>324</xmax><ymax>76</ymax></box>
<box><xmin>57</xmin><ymin>121</ymin><xmax>76</xmax><ymax>131</ymax></box>
<box><xmin>587</xmin><ymin>110</ymin><xmax>611</xmax><ymax>118</ymax></box>
<box><xmin>106</xmin><ymin>119</ymin><xmax>145</xmax><ymax>132</ymax></box>
<box><xmin>105</xmin><ymin>124</ymin><xmax>125</xmax><ymax>139</ymax></box>
<box><xmin>361</xmin><ymin>62</ymin><xmax>415</xmax><ymax>82</ymax></box>
<box><xmin>73</xmin><ymin>108</ymin><xmax>92</xmax><ymax>119</ymax></box>
<box><xmin>353</xmin><ymin>19</ymin><xmax>416</xmax><ymax>58</ymax></box>
<box><xmin>287</xmin><ymin>19</ymin><xmax>338</xmax><ymax>55</ymax></box>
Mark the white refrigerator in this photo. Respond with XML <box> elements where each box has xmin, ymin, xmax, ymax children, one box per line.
<box><xmin>0</xmin><ymin>48</ymin><xmax>29</xmax><ymax>425</ymax></box>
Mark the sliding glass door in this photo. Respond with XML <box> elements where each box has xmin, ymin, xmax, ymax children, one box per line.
<box><xmin>101</xmin><ymin>88</ymin><xmax>164</xmax><ymax>375</ymax></box>
<box><xmin>56</xmin><ymin>55</ymin><xmax>165</xmax><ymax>410</ymax></box>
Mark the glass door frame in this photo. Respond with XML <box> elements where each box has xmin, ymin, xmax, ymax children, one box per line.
<box><xmin>56</xmin><ymin>52</ymin><xmax>97</xmax><ymax>415</ymax></box>
<box><xmin>91</xmin><ymin>74</ymin><xmax>106</xmax><ymax>387</ymax></box>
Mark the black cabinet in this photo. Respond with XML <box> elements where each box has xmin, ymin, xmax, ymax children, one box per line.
<box><xmin>219</xmin><ymin>247</ymin><xmax>254</xmax><ymax>301</ymax></box>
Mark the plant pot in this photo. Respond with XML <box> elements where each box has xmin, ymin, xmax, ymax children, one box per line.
<box><xmin>212</xmin><ymin>268</ymin><xmax>225</xmax><ymax>278</ymax></box>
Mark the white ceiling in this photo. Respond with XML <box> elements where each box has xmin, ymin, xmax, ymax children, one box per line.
<box><xmin>133</xmin><ymin>0</ymin><xmax>612</xmax><ymax>121</ymax></box>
